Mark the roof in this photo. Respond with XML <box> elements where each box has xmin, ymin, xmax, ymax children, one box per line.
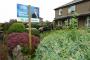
<box><xmin>54</xmin><ymin>0</ymin><xmax>83</xmax><ymax>10</ymax></box>
<box><xmin>54</xmin><ymin>12</ymin><xmax>90</xmax><ymax>20</ymax></box>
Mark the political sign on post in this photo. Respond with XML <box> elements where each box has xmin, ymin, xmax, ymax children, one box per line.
<box><xmin>17</xmin><ymin>4</ymin><xmax>28</xmax><ymax>18</ymax></box>
<box><xmin>18</xmin><ymin>17</ymin><xmax>29</xmax><ymax>22</ymax></box>
<box><xmin>30</xmin><ymin>6</ymin><xmax>39</xmax><ymax>18</ymax></box>
<box><xmin>30</xmin><ymin>6</ymin><xmax>40</xmax><ymax>22</ymax></box>
<box><xmin>17</xmin><ymin>4</ymin><xmax>40</xmax><ymax>22</ymax></box>
<box><xmin>30</xmin><ymin>6</ymin><xmax>39</xmax><ymax>22</ymax></box>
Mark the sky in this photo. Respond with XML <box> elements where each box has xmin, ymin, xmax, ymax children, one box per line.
<box><xmin>0</xmin><ymin>0</ymin><xmax>73</xmax><ymax>23</ymax></box>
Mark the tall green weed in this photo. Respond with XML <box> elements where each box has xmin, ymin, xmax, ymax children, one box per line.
<box><xmin>34</xmin><ymin>30</ymin><xmax>90</xmax><ymax>60</ymax></box>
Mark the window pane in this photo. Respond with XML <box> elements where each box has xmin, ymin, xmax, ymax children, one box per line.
<box><xmin>59</xmin><ymin>9</ymin><xmax>62</xmax><ymax>15</ymax></box>
<box><xmin>68</xmin><ymin>5</ymin><xmax>75</xmax><ymax>13</ymax></box>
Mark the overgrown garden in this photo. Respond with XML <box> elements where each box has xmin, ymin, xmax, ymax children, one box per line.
<box><xmin>31</xmin><ymin>14</ymin><xmax>90</xmax><ymax>60</ymax></box>
<box><xmin>0</xmin><ymin>14</ymin><xmax>90</xmax><ymax>60</ymax></box>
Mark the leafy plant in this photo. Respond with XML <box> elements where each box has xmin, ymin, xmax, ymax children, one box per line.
<box><xmin>42</xmin><ymin>21</ymin><xmax>53</xmax><ymax>31</ymax></box>
<box><xmin>2</xmin><ymin>22</ymin><xmax>10</xmax><ymax>33</ymax></box>
<box><xmin>8</xmin><ymin>22</ymin><xmax>26</xmax><ymax>33</ymax></box>
<box><xmin>33</xmin><ymin>30</ymin><xmax>90</xmax><ymax>60</ymax></box>
<box><xmin>21</xmin><ymin>46</ymin><xmax>30</xmax><ymax>55</ymax></box>
<box><xmin>0</xmin><ymin>43</ymin><xmax>8</xmax><ymax>60</ymax></box>
<box><xmin>0</xmin><ymin>23</ymin><xmax>3</xmax><ymax>31</ymax></box>
<box><xmin>86</xmin><ymin>28</ymin><xmax>90</xmax><ymax>33</ymax></box>
<box><xmin>2</xmin><ymin>19</ymin><xmax>17</xmax><ymax>33</ymax></box>
<box><xmin>64</xmin><ymin>20</ymin><xmax>69</xmax><ymax>29</ymax></box>
<box><xmin>7</xmin><ymin>32</ymin><xmax>40</xmax><ymax>55</ymax></box>
<box><xmin>7</xmin><ymin>32</ymin><xmax>29</xmax><ymax>50</ymax></box>
<box><xmin>31</xmin><ymin>28</ymin><xmax>40</xmax><ymax>37</ymax></box>
<box><xmin>69</xmin><ymin>14</ymin><xmax>78</xmax><ymax>29</ymax></box>
<box><xmin>31</xmin><ymin>22</ymin><xmax>40</xmax><ymax>29</ymax></box>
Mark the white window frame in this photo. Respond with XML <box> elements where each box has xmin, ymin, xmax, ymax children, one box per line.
<box><xmin>58</xmin><ymin>21</ymin><xmax>62</xmax><ymax>26</ymax></box>
<box><xmin>59</xmin><ymin>9</ymin><xmax>62</xmax><ymax>15</ymax></box>
<box><xmin>86</xmin><ymin>16</ymin><xmax>90</xmax><ymax>28</ymax></box>
<box><xmin>68</xmin><ymin>5</ymin><xmax>76</xmax><ymax>14</ymax></box>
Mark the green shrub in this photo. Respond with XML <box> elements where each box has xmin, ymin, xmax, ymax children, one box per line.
<box><xmin>2</xmin><ymin>20</ymin><xmax>17</xmax><ymax>33</ymax></box>
<box><xmin>64</xmin><ymin>20</ymin><xmax>69</xmax><ymax>29</ymax></box>
<box><xmin>2</xmin><ymin>22</ymin><xmax>10</xmax><ymax>33</ymax></box>
<box><xmin>21</xmin><ymin>46</ymin><xmax>30</xmax><ymax>55</ymax></box>
<box><xmin>86</xmin><ymin>28</ymin><xmax>90</xmax><ymax>33</ymax></box>
<box><xmin>0</xmin><ymin>23</ymin><xmax>3</xmax><ymax>31</ymax></box>
<box><xmin>31</xmin><ymin>28</ymin><xmax>40</xmax><ymax>37</ymax></box>
<box><xmin>34</xmin><ymin>30</ymin><xmax>90</xmax><ymax>60</ymax></box>
<box><xmin>55</xmin><ymin>25</ymin><xmax>62</xmax><ymax>30</ymax></box>
<box><xmin>8</xmin><ymin>22</ymin><xmax>26</xmax><ymax>33</ymax></box>
<box><xmin>43</xmin><ymin>21</ymin><xmax>53</xmax><ymax>31</ymax></box>
<box><xmin>69</xmin><ymin>14</ymin><xmax>78</xmax><ymax>29</ymax></box>
<box><xmin>31</xmin><ymin>23</ymin><xmax>40</xmax><ymax>29</ymax></box>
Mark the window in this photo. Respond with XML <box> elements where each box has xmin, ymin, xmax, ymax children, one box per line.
<box><xmin>59</xmin><ymin>9</ymin><xmax>62</xmax><ymax>15</ymax></box>
<box><xmin>58</xmin><ymin>21</ymin><xmax>62</xmax><ymax>26</ymax></box>
<box><xmin>68</xmin><ymin>5</ymin><xmax>76</xmax><ymax>14</ymax></box>
<box><xmin>86</xmin><ymin>16</ymin><xmax>90</xmax><ymax>28</ymax></box>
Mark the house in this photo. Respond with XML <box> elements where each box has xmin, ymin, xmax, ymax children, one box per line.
<box><xmin>54</xmin><ymin>0</ymin><xmax>90</xmax><ymax>28</ymax></box>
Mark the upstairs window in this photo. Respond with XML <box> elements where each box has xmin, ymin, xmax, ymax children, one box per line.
<box><xmin>59</xmin><ymin>9</ymin><xmax>62</xmax><ymax>15</ymax></box>
<box><xmin>68</xmin><ymin>5</ymin><xmax>76</xmax><ymax>14</ymax></box>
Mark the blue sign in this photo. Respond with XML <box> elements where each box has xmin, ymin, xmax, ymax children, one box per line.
<box><xmin>17</xmin><ymin>4</ymin><xmax>28</xmax><ymax>18</ymax></box>
<box><xmin>30</xmin><ymin>6</ymin><xmax>39</xmax><ymax>18</ymax></box>
<box><xmin>17</xmin><ymin>4</ymin><xmax>40</xmax><ymax>22</ymax></box>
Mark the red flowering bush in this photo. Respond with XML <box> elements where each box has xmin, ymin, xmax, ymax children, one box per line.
<box><xmin>7</xmin><ymin>32</ymin><xmax>40</xmax><ymax>51</ymax></box>
<box><xmin>31</xmin><ymin>35</ymin><xmax>40</xmax><ymax>54</ymax></box>
<box><xmin>7</xmin><ymin>32</ymin><xmax>29</xmax><ymax>50</ymax></box>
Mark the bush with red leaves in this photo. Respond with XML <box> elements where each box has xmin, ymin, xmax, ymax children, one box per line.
<box><xmin>31</xmin><ymin>35</ymin><xmax>40</xmax><ymax>54</ymax></box>
<box><xmin>7</xmin><ymin>32</ymin><xmax>40</xmax><ymax>51</ymax></box>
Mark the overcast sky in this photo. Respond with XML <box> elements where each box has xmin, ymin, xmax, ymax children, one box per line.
<box><xmin>0</xmin><ymin>0</ymin><xmax>73</xmax><ymax>23</ymax></box>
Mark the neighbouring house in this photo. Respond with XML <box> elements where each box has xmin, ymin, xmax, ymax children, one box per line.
<box><xmin>54</xmin><ymin>0</ymin><xmax>90</xmax><ymax>28</ymax></box>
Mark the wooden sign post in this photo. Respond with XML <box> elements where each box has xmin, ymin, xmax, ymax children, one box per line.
<box><xmin>28</xmin><ymin>5</ymin><xmax>32</xmax><ymax>50</ymax></box>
